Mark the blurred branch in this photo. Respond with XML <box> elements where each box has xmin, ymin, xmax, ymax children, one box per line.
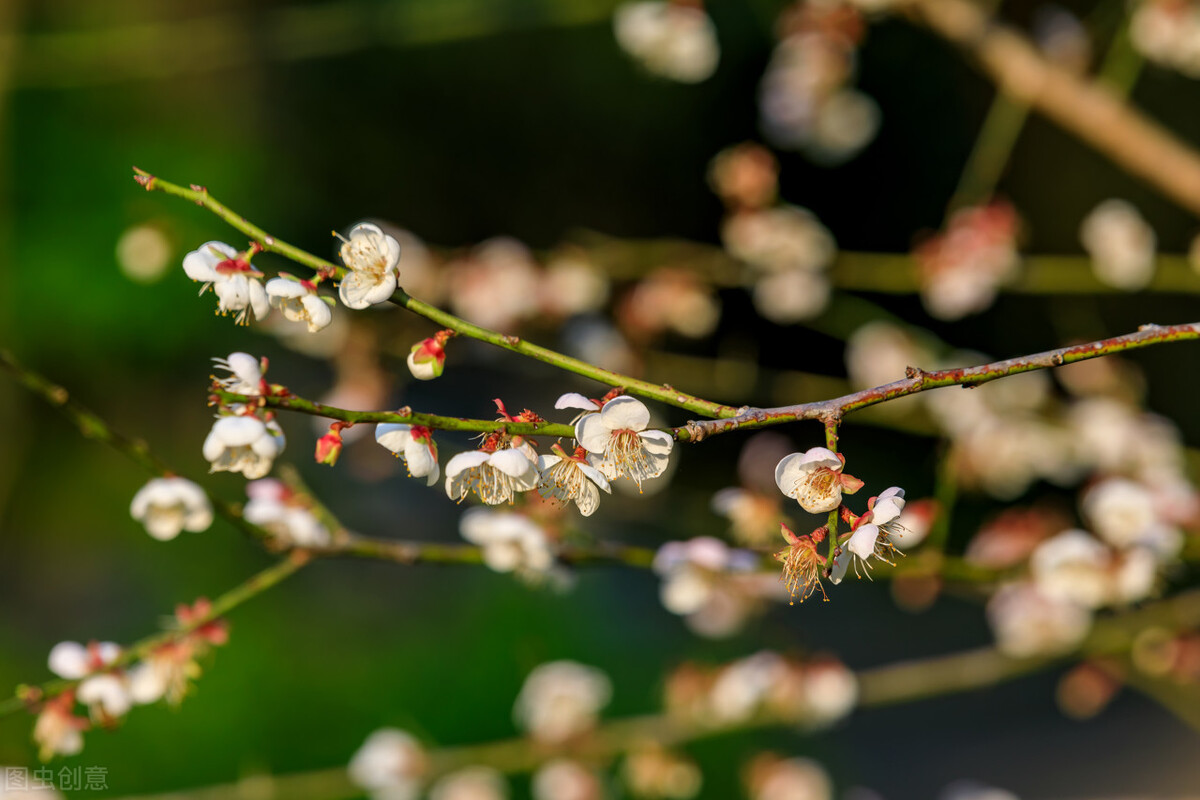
<box><xmin>136</xmin><ymin>172</ymin><xmax>742</xmax><ymax>420</ymax></box>
<box><xmin>946</xmin><ymin>7</ymin><xmax>1144</xmax><ymax>213</ymax></box>
<box><xmin>905</xmin><ymin>0</ymin><xmax>1200</xmax><ymax>217</ymax></box>
<box><xmin>102</xmin><ymin>586</ymin><xmax>1200</xmax><ymax>799</ymax></box>
<box><xmin>0</xmin><ymin>550</ymin><xmax>312</xmax><ymax>720</ymax></box>
<box><xmin>682</xmin><ymin>321</ymin><xmax>1200</xmax><ymax>441</ymax></box>
<box><xmin>9</xmin><ymin>0</ymin><xmax>620</xmax><ymax>89</ymax></box>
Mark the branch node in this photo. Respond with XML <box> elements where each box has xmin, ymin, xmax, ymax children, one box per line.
<box><xmin>683</xmin><ymin>420</ymin><xmax>709</xmax><ymax>442</ymax></box>
<box><xmin>501</xmin><ymin>335</ymin><xmax>521</xmax><ymax>346</ymax></box>
<box><xmin>1050</xmin><ymin>353</ymin><xmax>1065</xmax><ymax>366</ymax></box>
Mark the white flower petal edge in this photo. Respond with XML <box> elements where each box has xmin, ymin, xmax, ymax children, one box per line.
<box><xmin>555</xmin><ymin>392</ymin><xmax>600</xmax><ymax>411</ymax></box>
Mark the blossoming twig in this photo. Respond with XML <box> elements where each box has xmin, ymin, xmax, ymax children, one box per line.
<box><xmin>96</xmin><ymin>585</ymin><xmax>1200</xmax><ymax>799</ymax></box>
<box><xmin>0</xmin><ymin>551</ymin><xmax>311</xmax><ymax>720</ymax></box>
<box><xmin>679</xmin><ymin>321</ymin><xmax>1200</xmax><ymax>441</ymax></box>
<box><xmin>134</xmin><ymin>171</ymin><xmax>742</xmax><ymax>420</ymax></box>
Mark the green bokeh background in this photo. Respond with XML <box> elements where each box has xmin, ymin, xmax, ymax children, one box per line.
<box><xmin>2</xmin><ymin>1</ymin><xmax>1200</xmax><ymax>797</ymax></box>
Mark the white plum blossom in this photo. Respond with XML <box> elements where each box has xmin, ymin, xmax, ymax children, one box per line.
<box><xmin>445</xmin><ymin>238</ymin><xmax>541</xmax><ymax>330</ymax></box>
<box><xmin>532</xmin><ymin>760</ymin><xmax>603</xmax><ymax>800</ymax></box>
<box><xmin>33</xmin><ymin>695</ymin><xmax>86</xmax><ymax>761</ymax></box>
<box><xmin>537</xmin><ymin>444</ymin><xmax>611</xmax><ymax>516</ymax></box>
<box><xmin>445</xmin><ymin>448</ymin><xmax>539</xmax><ymax>505</ymax></box>
<box><xmin>459</xmin><ymin>508</ymin><xmax>554</xmax><ymax>574</ymax></box>
<box><xmin>49</xmin><ymin>641</ymin><xmax>121</xmax><ymax>680</ymax></box>
<box><xmin>752</xmin><ymin>268</ymin><xmax>831</xmax><ymax>324</ymax></box>
<box><xmin>202</xmin><ymin>415</ymin><xmax>286</xmax><ymax>480</ymax></box>
<box><xmin>212</xmin><ymin>352</ymin><xmax>264</xmax><ymax>394</ymax></box>
<box><xmin>1131</xmin><ymin>0</ymin><xmax>1200</xmax><ymax>78</ymax></box>
<box><xmin>243</xmin><ymin>479</ymin><xmax>331</xmax><ymax>548</ymax></box>
<box><xmin>575</xmin><ymin>395</ymin><xmax>673</xmax><ymax>487</ymax></box>
<box><xmin>514</xmin><ymin>660</ymin><xmax>612</xmax><ymax>744</ymax></box>
<box><xmin>1081</xmin><ymin>478</ymin><xmax>1182</xmax><ymax>556</ymax></box>
<box><xmin>1080</xmin><ymin>199</ymin><xmax>1157</xmax><ymax>290</ymax></box>
<box><xmin>129</xmin><ymin>476</ymin><xmax>213</xmax><ymax>541</ymax></box>
<box><xmin>802</xmin><ymin>658</ymin><xmax>859</xmax><ymax>727</ymax></box>
<box><xmin>338</xmin><ymin>223</ymin><xmax>401</xmax><ymax>310</ymax></box>
<box><xmin>613</xmin><ymin>1</ymin><xmax>720</xmax><ymax>83</ymax></box>
<box><xmin>748</xmin><ymin>756</ymin><xmax>833</xmax><ymax>800</ymax></box>
<box><xmin>915</xmin><ymin>203</ymin><xmax>1020</xmax><ymax>321</ymax></box>
<box><xmin>182</xmin><ymin>241</ymin><xmax>269</xmax><ymax>324</ymax></box>
<box><xmin>376</xmin><ymin>424</ymin><xmax>441</xmax><ymax>486</ymax></box>
<box><xmin>1030</xmin><ymin>529</ymin><xmax>1114</xmax><ymax>609</ymax></box>
<box><xmin>348</xmin><ymin>728</ymin><xmax>427</xmax><ymax>800</ymax></box>
<box><xmin>428</xmin><ymin>767</ymin><xmax>509</xmax><ymax>800</ymax></box>
<box><xmin>266</xmin><ymin>276</ymin><xmax>333</xmax><ymax>332</ymax></box>
<box><xmin>721</xmin><ymin>206</ymin><xmax>836</xmax><ymax>275</ymax></box>
<box><xmin>986</xmin><ymin>582</ymin><xmax>1092</xmax><ymax>658</ymax></box>
<box><xmin>49</xmin><ymin>641</ymin><xmax>132</xmax><ymax>719</ymax></box>
<box><xmin>774</xmin><ymin>447</ymin><xmax>863</xmax><ymax>514</ymax></box>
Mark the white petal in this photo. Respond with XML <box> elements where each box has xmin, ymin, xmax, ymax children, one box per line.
<box><xmin>599</xmin><ymin>395</ymin><xmax>651</xmax><ymax>431</ymax></box>
<box><xmin>830</xmin><ymin>549</ymin><xmax>851</xmax><ymax>584</ymax></box>
<box><xmin>338</xmin><ymin>270</ymin><xmax>382</xmax><ymax>310</ymax></box>
<box><xmin>301</xmin><ymin>294</ymin><xmax>333</xmax><ymax>331</ymax></box>
<box><xmin>48</xmin><ymin>642</ymin><xmax>91</xmax><ymax>679</ymax></box>
<box><xmin>265</xmin><ymin>278</ymin><xmax>306</xmax><ymax>299</ymax></box>
<box><xmin>405</xmin><ymin>439</ymin><xmax>438</xmax><ymax>479</ymax></box>
<box><xmin>638</xmin><ymin>429</ymin><xmax>674</xmax><ymax>456</ymax></box>
<box><xmin>577</xmin><ymin>461</ymin><xmax>611</xmax><ymax>493</ymax></box>
<box><xmin>212</xmin><ymin>416</ymin><xmax>267</xmax><ymax>447</ymax></box>
<box><xmin>574</xmin><ymin>481</ymin><xmax>601</xmax><ymax>516</ymax></box>
<box><xmin>555</xmin><ymin>392</ymin><xmax>599</xmax><ymax>411</ymax></box>
<box><xmin>576</xmin><ymin>413</ymin><xmax>612</xmax><ymax>454</ymax></box>
<box><xmin>847</xmin><ymin>524</ymin><xmax>881</xmax><ymax>560</ymax></box>
<box><xmin>537</xmin><ymin>454</ymin><xmax>563</xmax><ymax>471</ymax></box>
<box><xmin>375</xmin><ymin>423</ymin><xmax>414</xmax><ymax>453</ymax></box>
<box><xmin>445</xmin><ymin>450</ymin><xmax>490</xmax><ymax>478</ymax></box>
<box><xmin>775</xmin><ymin>452</ymin><xmax>807</xmax><ymax>497</ymax></box>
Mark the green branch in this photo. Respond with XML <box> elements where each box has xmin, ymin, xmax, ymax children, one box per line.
<box><xmin>136</xmin><ymin>171</ymin><xmax>740</xmax><ymax>420</ymax></box>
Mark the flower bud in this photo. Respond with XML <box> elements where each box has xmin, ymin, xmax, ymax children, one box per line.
<box><xmin>315</xmin><ymin>422</ymin><xmax>349</xmax><ymax>466</ymax></box>
<box><xmin>407</xmin><ymin>330</ymin><xmax>453</xmax><ymax>380</ymax></box>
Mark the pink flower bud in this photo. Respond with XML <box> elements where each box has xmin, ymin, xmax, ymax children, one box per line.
<box><xmin>315</xmin><ymin>423</ymin><xmax>349</xmax><ymax>466</ymax></box>
<box><xmin>407</xmin><ymin>332</ymin><xmax>453</xmax><ymax>381</ymax></box>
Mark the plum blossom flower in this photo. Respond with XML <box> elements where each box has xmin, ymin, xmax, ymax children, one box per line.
<box><xmin>348</xmin><ymin>728</ymin><xmax>428</xmax><ymax>800</ymax></box>
<box><xmin>445</xmin><ymin>447</ymin><xmax>539</xmax><ymax>505</ymax></box>
<box><xmin>337</xmin><ymin>223</ymin><xmax>401</xmax><ymax>309</ymax></box>
<box><xmin>613</xmin><ymin>1</ymin><xmax>720</xmax><ymax>83</ymax></box>
<box><xmin>532</xmin><ymin>760</ymin><xmax>603</xmax><ymax>800</ymax></box>
<box><xmin>1030</xmin><ymin>529</ymin><xmax>1114</xmax><ymax>609</ymax></box>
<box><xmin>711</xmin><ymin>487</ymin><xmax>783</xmax><ymax>546</ymax></box>
<box><xmin>915</xmin><ymin>202</ymin><xmax>1020</xmax><ymax>320</ymax></box>
<box><xmin>459</xmin><ymin>508</ymin><xmax>554</xmax><ymax>575</ymax></box>
<box><xmin>265</xmin><ymin>275</ymin><xmax>333</xmax><ymax>332</ymax></box>
<box><xmin>129</xmin><ymin>476</ymin><xmax>213</xmax><ymax>541</ymax></box>
<box><xmin>986</xmin><ymin>582</ymin><xmax>1092</xmax><ymax>657</ymax></box>
<box><xmin>774</xmin><ymin>523</ymin><xmax>828</xmax><ymax>603</ymax></box>
<box><xmin>774</xmin><ymin>447</ymin><xmax>863</xmax><ymax>514</ymax></box>
<box><xmin>1080</xmin><ymin>199</ymin><xmax>1157</xmax><ymax>290</ymax></box>
<box><xmin>49</xmin><ymin>641</ymin><xmax>132</xmax><ymax>720</ymax></box>
<box><xmin>212</xmin><ymin>352</ymin><xmax>265</xmax><ymax>395</ymax></box>
<box><xmin>429</xmin><ymin>767</ymin><xmax>509</xmax><ymax>800</ymax></box>
<box><xmin>1081</xmin><ymin>478</ymin><xmax>1182</xmax><ymax>556</ymax></box>
<box><xmin>537</xmin><ymin>444</ymin><xmax>611</xmax><ymax>516</ymax></box>
<box><xmin>182</xmin><ymin>241</ymin><xmax>269</xmax><ymax>324</ymax></box>
<box><xmin>33</xmin><ymin>693</ymin><xmax>87</xmax><ymax>761</ymax></box>
<box><xmin>621</xmin><ymin>743</ymin><xmax>702</xmax><ymax>800</ymax></box>
<box><xmin>446</xmin><ymin>238</ymin><xmax>541</xmax><ymax>330</ymax></box>
<box><xmin>126</xmin><ymin>599</ymin><xmax>228</xmax><ymax>706</ymax></box>
<box><xmin>575</xmin><ymin>395</ymin><xmax>673</xmax><ymax>487</ymax></box>
<box><xmin>243</xmin><ymin>479</ymin><xmax>331</xmax><ymax>548</ymax></box>
<box><xmin>745</xmin><ymin>754</ymin><xmax>833</xmax><ymax>800</ymax></box>
<box><xmin>514</xmin><ymin>661</ymin><xmax>612</xmax><ymax>744</ymax></box>
<box><xmin>653</xmin><ymin>537</ymin><xmax>763</xmax><ymax>636</ymax></box>
<box><xmin>202</xmin><ymin>415</ymin><xmax>286</xmax><ymax>480</ymax></box>
<box><xmin>376</xmin><ymin>424</ymin><xmax>440</xmax><ymax>486</ymax></box>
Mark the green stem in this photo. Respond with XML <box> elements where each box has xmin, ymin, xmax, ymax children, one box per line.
<box><xmin>923</xmin><ymin>442</ymin><xmax>958</xmax><ymax>555</ymax></box>
<box><xmin>823</xmin><ymin>417</ymin><xmax>840</xmax><ymax>568</ymax></box>
<box><xmin>947</xmin><ymin>93</ymin><xmax>1031</xmax><ymax>213</ymax></box>
<box><xmin>137</xmin><ymin>172</ymin><xmax>740</xmax><ymax>420</ymax></box>
<box><xmin>219</xmin><ymin>390</ymin><xmax>578</xmax><ymax>439</ymax></box>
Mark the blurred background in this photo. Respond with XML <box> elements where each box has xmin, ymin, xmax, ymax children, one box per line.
<box><xmin>2</xmin><ymin>0</ymin><xmax>1200</xmax><ymax>797</ymax></box>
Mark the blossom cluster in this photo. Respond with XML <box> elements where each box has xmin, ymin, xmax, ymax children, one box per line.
<box><xmin>759</xmin><ymin>0</ymin><xmax>881</xmax><ymax>163</ymax></box>
<box><xmin>33</xmin><ymin>601</ymin><xmax>229</xmax><ymax>760</ymax></box>
<box><xmin>914</xmin><ymin>201</ymin><xmax>1021</xmax><ymax>321</ymax></box>
<box><xmin>712</xmin><ymin>142</ymin><xmax>838</xmax><ymax>324</ymax></box>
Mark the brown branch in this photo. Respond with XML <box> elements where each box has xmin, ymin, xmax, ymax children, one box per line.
<box><xmin>680</xmin><ymin>321</ymin><xmax>1200</xmax><ymax>440</ymax></box>
<box><xmin>906</xmin><ymin>0</ymin><xmax>1200</xmax><ymax>217</ymax></box>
